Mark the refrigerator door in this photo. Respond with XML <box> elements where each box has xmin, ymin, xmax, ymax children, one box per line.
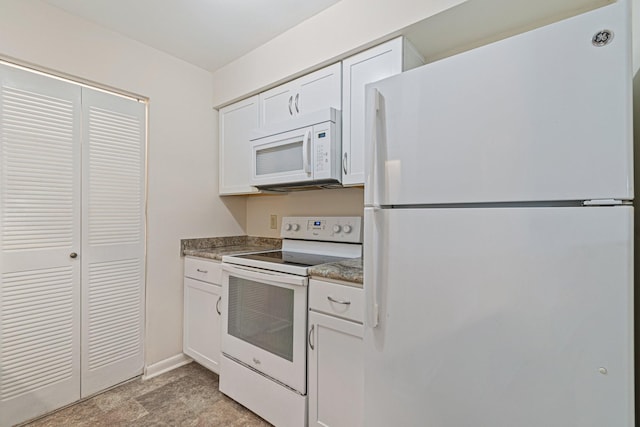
<box><xmin>363</xmin><ymin>206</ymin><xmax>633</xmax><ymax>427</ymax></box>
<box><xmin>364</xmin><ymin>1</ymin><xmax>632</xmax><ymax>207</ymax></box>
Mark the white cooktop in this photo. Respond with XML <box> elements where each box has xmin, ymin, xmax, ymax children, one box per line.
<box><xmin>222</xmin><ymin>216</ymin><xmax>362</xmax><ymax>276</ymax></box>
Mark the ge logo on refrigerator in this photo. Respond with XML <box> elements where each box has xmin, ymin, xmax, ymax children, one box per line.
<box><xmin>592</xmin><ymin>30</ymin><xmax>613</xmax><ymax>46</ymax></box>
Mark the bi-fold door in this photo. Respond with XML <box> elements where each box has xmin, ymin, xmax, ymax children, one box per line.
<box><xmin>0</xmin><ymin>63</ymin><xmax>145</xmax><ymax>426</ymax></box>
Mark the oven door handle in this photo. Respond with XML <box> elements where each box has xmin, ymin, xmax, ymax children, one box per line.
<box><xmin>222</xmin><ymin>263</ymin><xmax>308</xmax><ymax>287</ymax></box>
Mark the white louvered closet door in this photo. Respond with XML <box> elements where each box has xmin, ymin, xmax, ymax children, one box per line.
<box><xmin>0</xmin><ymin>64</ymin><xmax>82</xmax><ymax>426</ymax></box>
<box><xmin>80</xmin><ymin>88</ymin><xmax>145</xmax><ymax>397</ymax></box>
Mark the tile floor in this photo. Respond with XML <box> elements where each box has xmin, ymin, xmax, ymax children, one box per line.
<box><xmin>24</xmin><ymin>362</ymin><xmax>272</xmax><ymax>427</ymax></box>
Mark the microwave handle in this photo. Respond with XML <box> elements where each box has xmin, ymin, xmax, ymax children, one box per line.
<box><xmin>303</xmin><ymin>129</ymin><xmax>311</xmax><ymax>174</ymax></box>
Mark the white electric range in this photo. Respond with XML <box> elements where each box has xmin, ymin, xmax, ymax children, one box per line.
<box><xmin>219</xmin><ymin>216</ymin><xmax>362</xmax><ymax>427</ymax></box>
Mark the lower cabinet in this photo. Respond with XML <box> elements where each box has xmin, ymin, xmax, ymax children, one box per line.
<box><xmin>308</xmin><ymin>279</ymin><xmax>364</xmax><ymax>427</ymax></box>
<box><xmin>183</xmin><ymin>257</ymin><xmax>222</xmax><ymax>373</ymax></box>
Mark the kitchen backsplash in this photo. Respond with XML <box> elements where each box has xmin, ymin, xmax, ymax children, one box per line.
<box><xmin>246</xmin><ymin>187</ymin><xmax>364</xmax><ymax>238</ymax></box>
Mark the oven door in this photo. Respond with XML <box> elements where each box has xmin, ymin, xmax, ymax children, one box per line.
<box><xmin>250</xmin><ymin>126</ymin><xmax>313</xmax><ymax>187</ymax></box>
<box><xmin>221</xmin><ymin>263</ymin><xmax>308</xmax><ymax>394</ymax></box>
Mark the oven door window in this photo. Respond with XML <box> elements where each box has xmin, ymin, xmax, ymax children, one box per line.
<box><xmin>227</xmin><ymin>275</ymin><xmax>294</xmax><ymax>361</ymax></box>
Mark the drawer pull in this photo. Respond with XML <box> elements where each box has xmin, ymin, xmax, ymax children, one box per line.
<box><xmin>196</xmin><ymin>268</ymin><xmax>208</xmax><ymax>273</ymax></box>
<box><xmin>327</xmin><ymin>295</ymin><xmax>351</xmax><ymax>305</ymax></box>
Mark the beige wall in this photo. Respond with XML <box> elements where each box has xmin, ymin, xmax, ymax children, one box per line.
<box><xmin>0</xmin><ymin>0</ymin><xmax>247</xmax><ymax>366</ymax></box>
<box><xmin>215</xmin><ymin>0</ymin><xmax>618</xmax><ymax>240</ymax></box>
<box><xmin>211</xmin><ymin>0</ymin><xmax>467</xmax><ymax>107</ymax></box>
<box><xmin>215</xmin><ymin>0</ymin><xmax>470</xmax><ymax>236</ymax></box>
<box><xmin>246</xmin><ymin>188</ymin><xmax>365</xmax><ymax>237</ymax></box>
<box><xmin>4</xmin><ymin>0</ymin><xmax>636</xmax><ymax>371</ymax></box>
<box><xmin>210</xmin><ymin>0</ymin><xmax>612</xmax><ymax>108</ymax></box>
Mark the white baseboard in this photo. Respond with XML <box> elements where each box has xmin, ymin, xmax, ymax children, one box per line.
<box><xmin>143</xmin><ymin>353</ymin><xmax>192</xmax><ymax>380</ymax></box>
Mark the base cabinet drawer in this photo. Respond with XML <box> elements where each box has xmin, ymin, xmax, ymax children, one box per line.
<box><xmin>184</xmin><ymin>256</ymin><xmax>222</xmax><ymax>284</ymax></box>
<box><xmin>308</xmin><ymin>310</ymin><xmax>363</xmax><ymax>427</ymax></box>
<box><xmin>183</xmin><ymin>277</ymin><xmax>221</xmax><ymax>373</ymax></box>
<box><xmin>309</xmin><ymin>278</ymin><xmax>363</xmax><ymax>323</ymax></box>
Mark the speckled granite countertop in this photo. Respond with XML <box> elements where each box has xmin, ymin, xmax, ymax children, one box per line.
<box><xmin>308</xmin><ymin>257</ymin><xmax>363</xmax><ymax>287</ymax></box>
<box><xmin>182</xmin><ymin>235</ymin><xmax>362</xmax><ymax>285</ymax></box>
<box><xmin>181</xmin><ymin>236</ymin><xmax>281</xmax><ymax>261</ymax></box>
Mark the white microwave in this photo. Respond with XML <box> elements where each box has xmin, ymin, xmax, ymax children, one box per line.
<box><xmin>249</xmin><ymin>108</ymin><xmax>341</xmax><ymax>190</ymax></box>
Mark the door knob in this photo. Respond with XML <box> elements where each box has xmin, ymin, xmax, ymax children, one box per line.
<box><xmin>70</xmin><ymin>252</ymin><xmax>78</xmax><ymax>259</ymax></box>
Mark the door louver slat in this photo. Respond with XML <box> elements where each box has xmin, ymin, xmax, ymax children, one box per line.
<box><xmin>1</xmin><ymin>87</ymin><xmax>74</xmax><ymax>252</ymax></box>
<box><xmin>0</xmin><ymin>267</ymin><xmax>74</xmax><ymax>400</ymax></box>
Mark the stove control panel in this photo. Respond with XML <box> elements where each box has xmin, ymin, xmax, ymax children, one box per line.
<box><xmin>281</xmin><ymin>216</ymin><xmax>362</xmax><ymax>243</ymax></box>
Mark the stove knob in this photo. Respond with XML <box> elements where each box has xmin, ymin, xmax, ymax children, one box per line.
<box><xmin>292</xmin><ymin>223</ymin><xmax>300</xmax><ymax>231</ymax></box>
<box><xmin>333</xmin><ymin>224</ymin><xmax>342</xmax><ymax>233</ymax></box>
<box><xmin>284</xmin><ymin>223</ymin><xmax>292</xmax><ymax>231</ymax></box>
<box><xmin>343</xmin><ymin>225</ymin><xmax>352</xmax><ymax>234</ymax></box>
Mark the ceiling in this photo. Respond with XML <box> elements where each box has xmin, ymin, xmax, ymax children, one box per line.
<box><xmin>43</xmin><ymin>0</ymin><xmax>341</xmax><ymax>72</ymax></box>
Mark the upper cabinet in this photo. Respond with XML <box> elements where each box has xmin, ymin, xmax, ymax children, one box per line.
<box><xmin>219</xmin><ymin>96</ymin><xmax>260</xmax><ymax>195</ymax></box>
<box><xmin>218</xmin><ymin>38</ymin><xmax>422</xmax><ymax>195</ymax></box>
<box><xmin>341</xmin><ymin>37</ymin><xmax>424</xmax><ymax>186</ymax></box>
<box><xmin>260</xmin><ymin>63</ymin><xmax>342</xmax><ymax>127</ymax></box>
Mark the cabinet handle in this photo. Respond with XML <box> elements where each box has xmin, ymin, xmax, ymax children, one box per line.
<box><xmin>308</xmin><ymin>324</ymin><xmax>315</xmax><ymax>350</ymax></box>
<box><xmin>327</xmin><ymin>295</ymin><xmax>351</xmax><ymax>305</ymax></box>
<box><xmin>196</xmin><ymin>268</ymin><xmax>208</xmax><ymax>273</ymax></box>
<box><xmin>69</xmin><ymin>252</ymin><xmax>78</xmax><ymax>259</ymax></box>
<box><xmin>342</xmin><ymin>152</ymin><xmax>348</xmax><ymax>175</ymax></box>
<box><xmin>216</xmin><ymin>296</ymin><xmax>221</xmax><ymax>315</ymax></box>
<box><xmin>288</xmin><ymin>95</ymin><xmax>293</xmax><ymax>115</ymax></box>
<box><xmin>294</xmin><ymin>93</ymin><xmax>299</xmax><ymax>113</ymax></box>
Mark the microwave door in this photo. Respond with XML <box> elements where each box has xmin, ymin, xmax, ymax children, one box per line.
<box><xmin>250</xmin><ymin>126</ymin><xmax>313</xmax><ymax>187</ymax></box>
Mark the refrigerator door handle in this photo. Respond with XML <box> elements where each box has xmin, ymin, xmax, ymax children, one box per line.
<box><xmin>364</xmin><ymin>207</ymin><xmax>380</xmax><ymax>328</ymax></box>
<box><xmin>365</xmin><ymin>88</ymin><xmax>382</xmax><ymax>207</ymax></box>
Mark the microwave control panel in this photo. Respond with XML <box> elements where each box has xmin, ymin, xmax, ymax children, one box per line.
<box><xmin>281</xmin><ymin>216</ymin><xmax>362</xmax><ymax>243</ymax></box>
<box><xmin>312</xmin><ymin>122</ymin><xmax>339</xmax><ymax>180</ymax></box>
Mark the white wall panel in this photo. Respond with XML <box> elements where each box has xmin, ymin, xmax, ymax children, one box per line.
<box><xmin>0</xmin><ymin>63</ymin><xmax>81</xmax><ymax>427</ymax></box>
<box><xmin>81</xmin><ymin>87</ymin><xmax>145</xmax><ymax>398</ymax></box>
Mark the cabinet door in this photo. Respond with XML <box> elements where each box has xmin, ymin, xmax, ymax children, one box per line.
<box><xmin>308</xmin><ymin>310</ymin><xmax>364</xmax><ymax>427</ymax></box>
<box><xmin>259</xmin><ymin>83</ymin><xmax>296</xmax><ymax>127</ymax></box>
<box><xmin>296</xmin><ymin>63</ymin><xmax>341</xmax><ymax>117</ymax></box>
<box><xmin>341</xmin><ymin>38</ymin><xmax>404</xmax><ymax>186</ymax></box>
<box><xmin>219</xmin><ymin>96</ymin><xmax>260</xmax><ymax>195</ymax></box>
<box><xmin>184</xmin><ymin>278</ymin><xmax>221</xmax><ymax>373</ymax></box>
<box><xmin>0</xmin><ymin>63</ymin><xmax>82</xmax><ymax>427</ymax></box>
<box><xmin>260</xmin><ymin>63</ymin><xmax>342</xmax><ymax>127</ymax></box>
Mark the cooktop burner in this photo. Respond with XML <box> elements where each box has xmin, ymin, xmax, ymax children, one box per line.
<box><xmin>232</xmin><ymin>251</ymin><xmax>348</xmax><ymax>268</ymax></box>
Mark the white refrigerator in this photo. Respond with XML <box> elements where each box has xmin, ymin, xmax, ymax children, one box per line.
<box><xmin>363</xmin><ymin>1</ymin><xmax>634</xmax><ymax>426</ymax></box>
